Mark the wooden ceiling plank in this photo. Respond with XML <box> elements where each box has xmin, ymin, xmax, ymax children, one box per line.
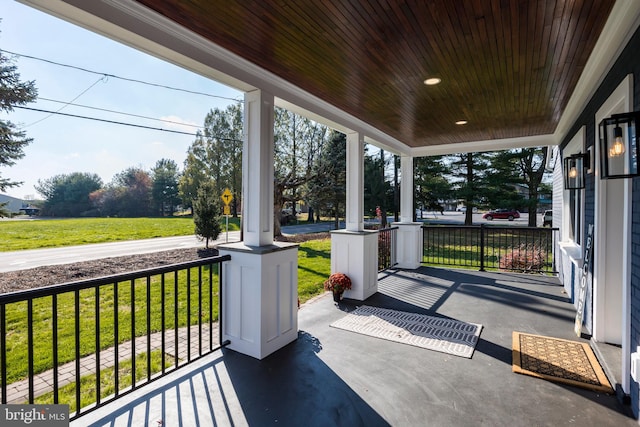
<box><xmin>133</xmin><ymin>0</ymin><xmax>616</xmax><ymax>146</ymax></box>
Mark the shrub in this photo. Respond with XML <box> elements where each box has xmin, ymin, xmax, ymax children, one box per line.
<box><xmin>499</xmin><ymin>244</ymin><xmax>548</xmax><ymax>272</ymax></box>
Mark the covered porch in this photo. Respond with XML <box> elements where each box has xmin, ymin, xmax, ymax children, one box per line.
<box><xmin>12</xmin><ymin>0</ymin><xmax>640</xmax><ymax>421</ymax></box>
<box><xmin>72</xmin><ymin>267</ymin><xmax>633</xmax><ymax>426</ymax></box>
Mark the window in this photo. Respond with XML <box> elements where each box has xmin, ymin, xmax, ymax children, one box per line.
<box><xmin>563</xmin><ymin>127</ymin><xmax>585</xmax><ymax>247</ymax></box>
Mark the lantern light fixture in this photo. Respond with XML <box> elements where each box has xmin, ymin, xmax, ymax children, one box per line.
<box><xmin>563</xmin><ymin>152</ymin><xmax>589</xmax><ymax>190</ymax></box>
<box><xmin>598</xmin><ymin>112</ymin><xmax>639</xmax><ymax>179</ymax></box>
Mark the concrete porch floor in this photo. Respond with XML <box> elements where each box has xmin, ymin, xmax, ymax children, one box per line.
<box><xmin>73</xmin><ymin>267</ymin><xmax>635</xmax><ymax>426</ymax></box>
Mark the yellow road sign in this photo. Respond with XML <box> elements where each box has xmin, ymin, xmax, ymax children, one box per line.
<box><xmin>223</xmin><ymin>205</ymin><xmax>231</xmax><ymax>215</ymax></box>
<box><xmin>221</xmin><ymin>188</ymin><xmax>233</xmax><ymax>205</ymax></box>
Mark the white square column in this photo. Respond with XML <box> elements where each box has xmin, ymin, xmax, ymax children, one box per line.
<box><xmin>393</xmin><ymin>155</ymin><xmax>423</xmax><ymax>269</ymax></box>
<box><xmin>243</xmin><ymin>89</ymin><xmax>274</xmax><ymax>246</ymax></box>
<box><xmin>218</xmin><ymin>89</ymin><xmax>298</xmax><ymax>359</ymax></box>
<box><xmin>330</xmin><ymin>230</ymin><xmax>378</xmax><ymax>301</ymax></box>
<box><xmin>345</xmin><ymin>132</ymin><xmax>364</xmax><ymax>232</ymax></box>
<box><xmin>329</xmin><ymin>132</ymin><xmax>378</xmax><ymax>301</ymax></box>
<box><xmin>219</xmin><ymin>243</ymin><xmax>298</xmax><ymax>359</ymax></box>
<box><xmin>391</xmin><ymin>223</ymin><xmax>423</xmax><ymax>269</ymax></box>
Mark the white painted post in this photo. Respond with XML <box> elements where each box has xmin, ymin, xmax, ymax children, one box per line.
<box><xmin>331</xmin><ymin>131</ymin><xmax>378</xmax><ymax>301</ymax></box>
<box><xmin>345</xmin><ymin>131</ymin><xmax>364</xmax><ymax>232</ymax></box>
<box><xmin>242</xmin><ymin>89</ymin><xmax>274</xmax><ymax>247</ymax></box>
<box><xmin>218</xmin><ymin>89</ymin><xmax>298</xmax><ymax>359</ymax></box>
<box><xmin>393</xmin><ymin>155</ymin><xmax>422</xmax><ymax>269</ymax></box>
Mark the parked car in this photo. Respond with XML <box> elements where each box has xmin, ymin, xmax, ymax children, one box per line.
<box><xmin>482</xmin><ymin>209</ymin><xmax>520</xmax><ymax>221</ymax></box>
<box><xmin>543</xmin><ymin>210</ymin><xmax>552</xmax><ymax>227</ymax></box>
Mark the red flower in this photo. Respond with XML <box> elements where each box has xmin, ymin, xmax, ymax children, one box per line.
<box><xmin>323</xmin><ymin>272</ymin><xmax>352</xmax><ymax>293</ymax></box>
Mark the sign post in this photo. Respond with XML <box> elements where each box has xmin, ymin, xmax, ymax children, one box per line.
<box><xmin>221</xmin><ymin>188</ymin><xmax>233</xmax><ymax>243</ymax></box>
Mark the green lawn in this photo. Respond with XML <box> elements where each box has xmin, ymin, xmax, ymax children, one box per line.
<box><xmin>0</xmin><ymin>217</ymin><xmax>241</xmax><ymax>251</ymax></box>
<box><xmin>297</xmin><ymin>238</ymin><xmax>331</xmax><ymax>302</ymax></box>
<box><xmin>2</xmin><ymin>237</ymin><xmax>331</xmax><ymax>386</ymax></box>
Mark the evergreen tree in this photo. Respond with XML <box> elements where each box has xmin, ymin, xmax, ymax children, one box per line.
<box><xmin>414</xmin><ymin>155</ymin><xmax>452</xmax><ymax>218</ymax></box>
<box><xmin>152</xmin><ymin>158</ymin><xmax>180</xmax><ymax>216</ymax></box>
<box><xmin>193</xmin><ymin>181</ymin><xmax>222</xmax><ymax>248</ymax></box>
<box><xmin>448</xmin><ymin>152</ymin><xmax>492</xmax><ymax>225</ymax></box>
<box><xmin>0</xmin><ymin>36</ymin><xmax>38</xmax><ymax>192</ymax></box>
<box><xmin>363</xmin><ymin>148</ymin><xmax>393</xmax><ymax>226</ymax></box>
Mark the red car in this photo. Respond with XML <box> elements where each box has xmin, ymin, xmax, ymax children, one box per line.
<box><xmin>482</xmin><ymin>209</ymin><xmax>520</xmax><ymax>221</ymax></box>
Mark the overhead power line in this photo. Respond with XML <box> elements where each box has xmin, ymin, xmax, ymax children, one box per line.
<box><xmin>14</xmin><ymin>106</ymin><xmax>243</xmax><ymax>142</ymax></box>
<box><xmin>38</xmin><ymin>97</ymin><xmax>204</xmax><ymax>130</ymax></box>
<box><xmin>0</xmin><ymin>48</ymin><xmax>243</xmax><ymax>103</ymax></box>
<box><xmin>26</xmin><ymin>76</ymin><xmax>107</xmax><ymax>127</ymax></box>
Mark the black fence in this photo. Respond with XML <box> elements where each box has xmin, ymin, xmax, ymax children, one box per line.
<box><xmin>422</xmin><ymin>224</ymin><xmax>559</xmax><ymax>273</ymax></box>
<box><xmin>378</xmin><ymin>227</ymin><xmax>398</xmax><ymax>271</ymax></box>
<box><xmin>0</xmin><ymin>255</ymin><xmax>230</xmax><ymax>420</ymax></box>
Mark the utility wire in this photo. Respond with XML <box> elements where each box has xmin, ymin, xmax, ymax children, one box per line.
<box><xmin>26</xmin><ymin>76</ymin><xmax>107</xmax><ymax>127</ymax></box>
<box><xmin>14</xmin><ymin>106</ymin><xmax>243</xmax><ymax>142</ymax></box>
<box><xmin>0</xmin><ymin>48</ymin><xmax>243</xmax><ymax>103</ymax></box>
<box><xmin>38</xmin><ymin>97</ymin><xmax>204</xmax><ymax>130</ymax></box>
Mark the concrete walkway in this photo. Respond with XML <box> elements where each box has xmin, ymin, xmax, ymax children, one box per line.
<box><xmin>4</xmin><ymin>323</ymin><xmax>219</xmax><ymax>404</ymax></box>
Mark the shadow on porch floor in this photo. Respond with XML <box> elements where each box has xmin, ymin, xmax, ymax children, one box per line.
<box><xmin>73</xmin><ymin>267</ymin><xmax>635</xmax><ymax>427</ymax></box>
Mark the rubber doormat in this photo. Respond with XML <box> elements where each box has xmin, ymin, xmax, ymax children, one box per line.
<box><xmin>512</xmin><ymin>331</ymin><xmax>613</xmax><ymax>394</ymax></box>
<box><xmin>330</xmin><ymin>305</ymin><xmax>482</xmax><ymax>358</ymax></box>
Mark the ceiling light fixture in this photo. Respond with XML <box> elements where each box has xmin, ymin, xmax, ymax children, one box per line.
<box><xmin>424</xmin><ymin>77</ymin><xmax>441</xmax><ymax>85</ymax></box>
<box><xmin>455</xmin><ymin>120</ymin><xmax>468</xmax><ymax>125</ymax></box>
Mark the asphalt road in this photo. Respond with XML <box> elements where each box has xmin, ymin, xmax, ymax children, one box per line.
<box><xmin>0</xmin><ymin>232</ymin><xmax>240</xmax><ymax>273</ymax></box>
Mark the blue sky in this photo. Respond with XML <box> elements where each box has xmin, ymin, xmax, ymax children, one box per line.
<box><xmin>0</xmin><ymin>1</ymin><xmax>242</xmax><ymax>199</ymax></box>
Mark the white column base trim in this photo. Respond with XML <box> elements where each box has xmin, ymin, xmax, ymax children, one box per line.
<box><xmin>330</xmin><ymin>230</ymin><xmax>378</xmax><ymax>301</ymax></box>
<box><xmin>218</xmin><ymin>242</ymin><xmax>298</xmax><ymax>360</ymax></box>
<box><xmin>392</xmin><ymin>222</ymin><xmax>423</xmax><ymax>269</ymax></box>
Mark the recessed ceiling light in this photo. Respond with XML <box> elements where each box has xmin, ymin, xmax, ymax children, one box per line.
<box><xmin>456</xmin><ymin>120</ymin><xmax>468</xmax><ymax>125</ymax></box>
<box><xmin>424</xmin><ymin>77</ymin><xmax>441</xmax><ymax>85</ymax></box>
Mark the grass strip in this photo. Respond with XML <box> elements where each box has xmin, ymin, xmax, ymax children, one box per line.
<box><xmin>34</xmin><ymin>350</ymin><xmax>173</xmax><ymax>413</ymax></box>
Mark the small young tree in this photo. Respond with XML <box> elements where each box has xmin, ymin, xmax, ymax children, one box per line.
<box><xmin>193</xmin><ymin>181</ymin><xmax>222</xmax><ymax>248</ymax></box>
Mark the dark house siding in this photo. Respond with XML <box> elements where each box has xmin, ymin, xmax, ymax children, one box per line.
<box><xmin>560</xmin><ymin>24</ymin><xmax>640</xmax><ymax>416</ymax></box>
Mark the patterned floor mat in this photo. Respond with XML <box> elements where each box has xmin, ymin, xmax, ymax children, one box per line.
<box><xmin>330</xmin><ymin>305</ymin><xmax>482</xmax><ymax>358</ymax></box>
<box><xmin>512</xmin><ymin>332</ymin><xmax>613</xmax><ymax>394</ymax></box>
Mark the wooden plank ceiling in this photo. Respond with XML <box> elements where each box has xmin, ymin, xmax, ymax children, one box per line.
<box><xmin>136</xmin><ymin>0</ymin><xmax>615</xmax><ymax>148</ymax></box>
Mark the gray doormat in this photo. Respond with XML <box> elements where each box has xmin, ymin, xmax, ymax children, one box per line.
<box><xmin>330</xmin><ymin>305</ymin><xmax>482</xmax><ymax>358</ymax></box>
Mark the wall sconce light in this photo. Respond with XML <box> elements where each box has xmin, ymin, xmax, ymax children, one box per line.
<box><xmin>598</xmin><ymin>112</ymin><xmax>639</xmax><ymax>179</ymax></box>
<box><xmin>563</xmin><ymin>152</ymin><xmax>589</xmax><ymax>190</ymax></box>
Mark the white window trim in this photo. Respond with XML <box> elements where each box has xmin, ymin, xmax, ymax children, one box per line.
<box><xmin>560</xmin><ymin>126</ymin><xmax>586</xmax><ymax>260</ymax></box>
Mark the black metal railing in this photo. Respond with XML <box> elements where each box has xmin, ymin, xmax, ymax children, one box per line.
<box><xmin>422</xmin><ymin>224</ymin><xmax>559</xmax><ymax>273</ymax></box>
<box><xmin>0</xmin><ymin>255</ymin><xmax>230</xmax><ymax>420</ymax></box>
<box><xmin>378</xmin><ymin>226</ymin><xmax>398</xmax><ymax>271</ymax></box>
